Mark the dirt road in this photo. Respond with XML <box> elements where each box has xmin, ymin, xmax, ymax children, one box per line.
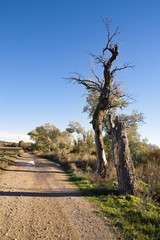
<box><xmin>0</xmin><ymin>153</ymin><xmax>117</xmax><ymax>240</ymax></box>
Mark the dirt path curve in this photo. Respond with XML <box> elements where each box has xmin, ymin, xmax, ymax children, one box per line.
<box><xmin>0</xmin><ymin>153</ymin><xmax>117</xmax><ymax>240</ymax></box>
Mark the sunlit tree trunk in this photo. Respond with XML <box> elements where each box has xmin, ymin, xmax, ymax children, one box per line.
<box><xmin>109</xmin><ymin>115</ymin><xmax>136</xmax><ymax>194</ymax></box>
<box><xmin>92</xmin><ymin>106</ymin><xmax>107</xmax><ymax>177</ymax></box>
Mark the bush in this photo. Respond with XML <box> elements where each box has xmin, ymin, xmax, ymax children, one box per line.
<box><xmin>136</xmin><ymin>162</ymin><xmax>160</xmax><ymax>202</ymax></box>
<box><xmin>17</xmin><ymin>149</ymin><xmax>24</xmax><ymax>157</ymax></box>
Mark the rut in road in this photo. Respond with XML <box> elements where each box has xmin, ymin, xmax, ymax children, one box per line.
<box><xmin>0</xmin><ymin>153</ymin><xmax>117</xmax><ymax>240</ymax></box>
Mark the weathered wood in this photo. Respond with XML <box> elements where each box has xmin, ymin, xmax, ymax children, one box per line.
<box><xmin>93</xmin><ymin>108</ymin><xmax>107</xmax><ymax>177</ymax></box>
<box><xmin>109</xmin><ymin>115</ymin><xmax>136</xmax><ymax>195</ymax></box>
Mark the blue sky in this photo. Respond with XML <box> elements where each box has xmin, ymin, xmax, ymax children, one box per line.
<box><xmin>0</xmin><ymin>0</ymin><xmax>160</xmax><ymax>146</ymax></box>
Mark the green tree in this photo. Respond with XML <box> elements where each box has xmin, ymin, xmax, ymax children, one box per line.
<box><xmin>84</xmin><ymin>88</ymin><xmax>145</xmax><ymax>164</ymax></box>
<box><xmin>66</xmin><ymin>121</ymin><xmax>95</xmax><ymax>154</ymax></box>
<box><xmin>19</xmin><ymin>140</ymin><xmax>24</xmax><ymax>148</ymax></box>
<box><xmin>28</xmin><ymin>123</ymin><xmax>72</xmax><ymax>153</ymax></box>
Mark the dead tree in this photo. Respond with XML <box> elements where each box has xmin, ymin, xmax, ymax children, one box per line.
<box><xmin>109</xmin><ymin>115</ymin><xmax>136</xmax><ymax>194</ymax></box>
<box><xmin>67</xmin><ymin>18</ymin><xmax>133</xmax><ymax>177</ymax></box>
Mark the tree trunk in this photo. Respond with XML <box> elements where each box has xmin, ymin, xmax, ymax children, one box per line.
<box><xmin>109</xmin><ymin>115</ymin><xmax>136</xmax><ymax>195</ymax></box>
<box><xmin>92</xmin><ymin>105</ymin><xmax>107</xmax><ymax>177</ymax></box>
<box><xmin>94</xmin><ymin>127</ymin><xmax>107</xmax><ymax>177</ymax></box>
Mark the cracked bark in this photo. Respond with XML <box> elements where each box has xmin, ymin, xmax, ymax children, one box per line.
<box><xmin>109</xmin><ymin>115</ymin><xmax>136</xmax><ymax>194</ymax></box>
<box><xmin>92</xmin><ymin>103</ymin><xmax>107</xmax><ymax>177</ymax></box>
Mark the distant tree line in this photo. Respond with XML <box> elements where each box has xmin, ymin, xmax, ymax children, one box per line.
<box><xmin>28</xmin><ymin>122</ymin><xmax>95</xmax><ymax>155</ymax></box>
<box><xmin>27</xmin><ymin>118</ymin><xmax>160</xmax><ymax>168</ymax></box>
<box><xmin>27</xmin><ymin>118</ymin><xmax>160</xmax><ymax>199</ymax></box>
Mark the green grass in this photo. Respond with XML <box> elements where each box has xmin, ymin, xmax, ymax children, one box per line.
<box><xmin>68</xmin><ymin>170</ymin><xmax>160</xmax><ymax>240</ymax></box>
<box><xmin>0</xmin><ymin>150</ymin><xmax>18</xmax><ymax>172</ymax></box>
<box><xmin>40</xmin><ymin>153</ymin><xmax>160</xmax><ymax>240</ymax></box>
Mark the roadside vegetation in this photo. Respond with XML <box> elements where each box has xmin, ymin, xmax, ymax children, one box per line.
<box><xmin>27</xmin><ymin>119</ymin><xmax>160</xmax><ymax>240</ymax></box>
<box><xmin>0</xmin><ymin>148</ymin><xmax>21</xmax><ymax>172</ymax></box>
<box><xmin>0</xmin><ymin>141</ymin><xmax>27</xmax><ymax>172</ymax></box>
<box><xmin>1</xmin><ymin>135</ymin><xmax>160</xmax><ymax>239</ymax></box>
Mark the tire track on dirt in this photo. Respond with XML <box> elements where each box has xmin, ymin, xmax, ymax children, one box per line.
<box><xmin>0</xmin><ymin>153</ymin><xmax>117</xmax><ymax>240</ymax></box>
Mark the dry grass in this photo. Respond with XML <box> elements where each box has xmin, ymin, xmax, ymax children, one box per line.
<box><xmin>135</xmin><ymin>162</ymin><xmax>160</xmax><ymax>202</ymax></box>
<box><xmin>41</xmin><ymin>152</ymin><xmax>117</xmax><ymax>186</ymax></box>
<box><xmin>0</xmin><ymin>149</ymin><xmax>18</xmax><ymax>172</ymax></box>
<box><xmin>38</xmin><ymin>151</ymin><xmax>160</xmax><ymax>239</ymax></box>
<box><xmin>39</xmin><ymin>151</ymin><xmax>160</xmax><ymax>203</ymax></box>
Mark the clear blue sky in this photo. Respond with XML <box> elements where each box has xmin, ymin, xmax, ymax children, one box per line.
<box><xmin>0</xmin><ymin>0</ymin><xmax>160</xmax><ymax>146</ymax></box>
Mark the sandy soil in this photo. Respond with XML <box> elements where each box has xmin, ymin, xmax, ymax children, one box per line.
<box><xmin>0</xmin><ymin>153</ymin><xmax>117</xmax><ymax>240</ymax></box>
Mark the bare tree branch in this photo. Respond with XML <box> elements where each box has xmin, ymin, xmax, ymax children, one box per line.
<box><xmin>65</xmin><ymin>73</ymin><xmax>102</xmax><ymax>92</ymax></box>
<box><xmin>89</xmin><ymin>63</ymin><xmax>103</xmax><ymax>85</ymax></box>
<box><xmin>105</xmin><ymin>44</ymin><xmax>119</xmax><ymax>71</ymax></box>
<box><xmin>102</xmin><ymin>17</ymin><xmax>121</xmax><ymax>55</ymax></box>
<box><xmin>111</xmin><ymin>62</ymin><xmax>135</xmax><ymax>75</ymax></box>
<box><xmin>89</xmin><ymin>52</ymin><xmax>106</xmax><ymax>66</ymax></box>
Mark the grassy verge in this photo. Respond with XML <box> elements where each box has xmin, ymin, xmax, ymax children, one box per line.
<box><xmin>0</xmin><ymin>150</ymin><xmax>20</xmax><ymax>172</ymax></box>
<box><xmin>40</xmin><ymin>153</ymin><xmax>160</xmax><ymax>240</ymax></box>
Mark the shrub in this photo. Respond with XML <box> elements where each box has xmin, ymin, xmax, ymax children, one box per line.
<box><xmin>17</xmin><ymin>149</ymin><xmax>24</xmax><ymax>157</ymax></box>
